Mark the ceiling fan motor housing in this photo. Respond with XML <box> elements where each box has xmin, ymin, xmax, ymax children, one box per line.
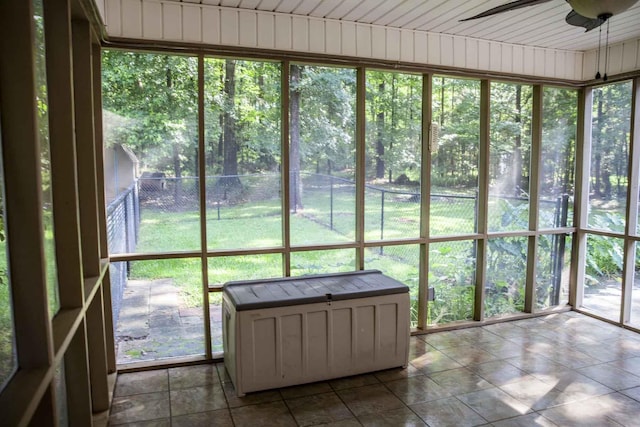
<box><xmin>567</xmin><ymin>0</ymin><xmax>638</xmax><ymax>18</ymax></box>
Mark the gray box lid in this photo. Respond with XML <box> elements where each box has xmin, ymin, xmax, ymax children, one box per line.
<box><xmin>223</xmin><ymin>270</ymin><xmax>409</xmax><ymax>311</ymax></box>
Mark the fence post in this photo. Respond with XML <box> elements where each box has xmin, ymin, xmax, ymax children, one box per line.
<box><xmin>378</xmin><ymin>190</ymin><xmax>385</xmax><ymax>255</ymax></box>
<box><xmin>330</xmin><ymin>175</ymin><xmax>334</xmax><ymax>231</ymax></box>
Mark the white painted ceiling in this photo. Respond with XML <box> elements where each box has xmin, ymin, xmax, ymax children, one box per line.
<box><xmin>174</xmin><ymin>0</ymin><xmax>640</xmax><ymax>51</ymax></box>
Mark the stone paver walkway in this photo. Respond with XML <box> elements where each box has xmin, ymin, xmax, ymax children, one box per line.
<box><xmin>115</xmin><ymin>279</ymin><xmax>222</xmax><ymax>364</ymax></box>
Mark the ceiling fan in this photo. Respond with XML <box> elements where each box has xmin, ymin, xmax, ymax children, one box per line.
<box><xmin>461</xmin><ymin>0</ymin><xmax>639</xmax><ymax>31</ymax></box>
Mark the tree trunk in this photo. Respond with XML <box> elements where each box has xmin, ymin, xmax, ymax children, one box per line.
<box><xmin>289</xmin><ymin>64</ymin><xmax>303</xmax><ymax>210</ymax></box>
<box><xmin>166</xmin><ymin>59</ymin><xmax>183</xmax><ymax>205</ymax></box>
<box><xmin>594</xmin><ymin>90</ymin><xmax>603</xmax><ymax>197</ymax></box>
<box><xmin>513</xmin><ymin>85</ymin><xmax>523</xmax><ymax>197</ymax></box>
<box><xmin>375</xmin><ymin>81</ymin><xmax>385</xmax><ymax>179</ymax></box>
<box><xmin>219</xmin><ymin>59</ymin><xmax>241</xmax><ymax>194</ymax></box>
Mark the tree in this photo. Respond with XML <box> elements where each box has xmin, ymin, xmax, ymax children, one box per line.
<box><xmin>290</xmin><ymin>64</ymin><xmax>303</xmax><ymax>210</ymax></box>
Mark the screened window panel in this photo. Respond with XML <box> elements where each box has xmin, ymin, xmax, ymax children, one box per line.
<box><xmin>364</xmin><ymin>71</ymin><xmax>422</xmax><ymax>241</ymax></box>
<box><xmin>430</xmin><ymin>77</ymin><xmax>480</xmax><ymax>237</ymax></box>
<box><xmin>102</xmin><ymin>51</ymin><xmax>200</xmax><ymax>254</ymax></box>
<box><xmin>204</xmin><ymin>58</ymin><xmax>282</xmax><ymax>251</ymax></box>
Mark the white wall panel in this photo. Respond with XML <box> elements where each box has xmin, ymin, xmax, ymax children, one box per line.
<box><xmin>220</xmin><ymin>9</ymin><xmax>239</xmax><ymax>45</ymax></box>
<box><xmin>440</xmin><ymin>34</ymin><xmax>453</xmax><ymax>67</ymax></box>
<box><xmin>466</xmin><ymin>39</ymin><xmax>478</xmax><ymax>70</ymax></box>
<box><xmin>534</xmin><ymin>48</ymin><xmax>545</xmax><ymax>76</ymax></box>
<box><xmin>583</xmin><ymin>50</ymin><xmax>597</xmax><ymax>80</ymax></box>
<box><xmin>371</xmin><ymin>27</ymin><xmax>386</xmax><ymax>59</ymax></box>
<box><xmin>555</xmin><ymin>52</ymin><xmax>565</xmax><ymax>80</ymax></box>
<box><xmin>104</xmin><ymin>1</ymin><xmax>608</xmax><ymax>81</ymax></box>
<box><xmin>342</xmin><ymin>22</ymin><xmax>357</xmax><ymax>57</ymax></box>
<box><xmin>501</xmin><ymin>44</ymin><xmax>512</xmax><ymax>74</ymax></box>
<box><xmin>325</xmin><ymin>20</ymin><xmax>341</xmax><ymax>55</ymax></box>
<box><xmin>275</xmin><ymin>15</ymin><xmax>291</xmax><ymax>50</ymax></box>
<box><xmin>142</xmin><ymin>1</ymin><xmax>162</xmax><ymax>39</ymax></box>
<box><xmin>238</xmin><ymin>10</ymin><xmax>257</xmax><ymax>47</ymax></box>
<box><xmin>582</xmin><ymin>37</ymin><xmax>640</xmax><ymax>79</ymax></box>
<box><xmin>544</xmin><ymin>50</ymin><xmax>555</xmax><ymax>77</ymax></box>
<box><xmin>162</xmin><ymin>2</ymin><xmax>182</xmax><ymax>40</ymax></box>
<box><xmin>121</xmin><ymin>0</ymin><xmax>142</xmax><ymax>38</ymax></box>
<box><xmin>414</xmin><ymin>32</ymin><xmax>427</xmax><ymax>64</ymax></box>
<box><xmin>608</xmin><ymin>44</ymin><xmax>624</xmax><ymax>75</ymax></box>
<box><xmin>309</xmin><ymin>19</ymin><xmax>325</xmax><ymax>53</ymax></box>
<box><xmin>202</xmin><ymin>7</ymin><xmax>220</xmax><ymax>44</ymax></box>
<box><xmin>523</xmin><ymin>46</ymin><xmax>534</xmax><ymax>76</ymax></box>
<box><xmin>400</xmin><ymin>30</ymin><xmax>413</xmax><ymax>63</ymax></box>
<box><xmin>512</xmin><ymin>45</ymin><xmax>523</xmax><ymax>75</ymax></box>
<box><xmin>356</xmin><ymin>24</ymin><xmax>372</xmax><ymax>58</ymax></box>
<box><xmin>183</xmin><ymin>5</ymin><xmax>202</xmax><ymax>42</ymax></box>
<box><xmin>564</xmin><ymin>52</ymin><xmax>574</xmax><ymax>80</ymax></box>
<box><xmin>386</xmin><ymin>28</ymin><xmax>400</xmax><ymax>61</ymax></box>
<box><xmin>292</xmin><ymin>17</ymin><xmax>308</xmax><ymax>51</ymax></box>
<box><xmin>453</xmin><ymin>37</ymin><xmax>465</xmax><ymax>69</ymax></box>
<box><xmin>105</xmin><ymin>0</ymin><xmax>122</xmax><ymax>36</ymax></box>
<box><xmin>489</xmin><ymin>43</ymin><xmax>501</xmax><ymax>72</ymax></box>
<box><xmin>622</xmin><ymin>41</ymin><xmax>637</xmax><ymax>72</ymax></box>
<box><xmin>427</xmin><ymin>33</ymin><xmax>440</xmax><ymax>65</ymax></box>
<box><xmin>478</xmin><ymin>40</ymin><xmax>489</xmax><ymax>71</ymax></box>
<box><xmin>257</xmin><ymin>13</ymin><xmax>274</xmax><ymax>49</ymax></box>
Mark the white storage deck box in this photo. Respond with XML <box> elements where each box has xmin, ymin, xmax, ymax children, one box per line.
<box><xmin>222</xmin><ymin>270</ymin><xmax>410</xmax><ymax>396</ymax></box>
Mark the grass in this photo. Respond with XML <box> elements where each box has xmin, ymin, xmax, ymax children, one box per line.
<box><xmin>115</xmin><ymin>186</ymin><xmax>628</xmax><ymax>334</ymax></box>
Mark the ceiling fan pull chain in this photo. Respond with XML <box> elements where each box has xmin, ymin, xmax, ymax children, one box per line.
<box><xmin>603</xmin><ymin>18</ymin><xmax>611</xmax><ymax>81</ymax></box>
<box><xmin>595</xmin><ymin>24</ymin><xmax>602</xmax><ymax>80</ymax></box>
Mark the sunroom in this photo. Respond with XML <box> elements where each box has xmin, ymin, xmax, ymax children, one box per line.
<box><xmin>1</xmin><ymin>0</ymin><xmax>640</xmax><ymax>425</ymax></box>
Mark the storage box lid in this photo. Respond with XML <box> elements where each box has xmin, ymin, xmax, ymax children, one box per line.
<box><xmin>223</xmin><ymin>270</ymin><xmax>409</xmax><ymax>311</ymax></box>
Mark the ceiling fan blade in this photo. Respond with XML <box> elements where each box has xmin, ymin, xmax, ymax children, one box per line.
<box><xmin>460</xmin><ymin>0</ymin><xmax>554</xmax><ymax>21</ymax></box>
<box><xmin>565</xmin><ymin>10</ymin><xmax>606</xmax><ymax>31</ymax></box>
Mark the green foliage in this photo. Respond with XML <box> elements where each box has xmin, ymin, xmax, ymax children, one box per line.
<box><xmin>102</xmin><ymin>51</ymin><xmax>198</xmax><ymax>176</ymax></box>
<box><xmin>431</xmin><ymin>77</ymin><xmax>481</xmax><ymax>189</ymax></box>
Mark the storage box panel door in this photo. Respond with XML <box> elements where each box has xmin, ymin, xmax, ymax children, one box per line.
<box><xmin>355</xmin><ymin>305</ymin><xmax>375</xmax><ymax>369</ymax></box>
<box><xmin>307</xmin><ymin>310</ymin><xmax>329</xmax><ymax>375</ymax></box>
<box><xmin>282</xmin><ymin>313</ymin><xmax>303</xmax><ymax>379</ymax></box>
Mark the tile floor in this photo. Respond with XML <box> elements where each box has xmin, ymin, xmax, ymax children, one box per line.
<box><xmin>108</xmin><ymin>311</ymin><xmax>640</xmax><ymax>426</ymax></box>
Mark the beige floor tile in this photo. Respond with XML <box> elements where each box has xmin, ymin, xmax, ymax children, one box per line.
<box><xmin>491</xmin><ymin>412</ymin><xmax>558</xmax><ymax>427</ymax></box>
<box><xmin>468</xmin><ymin>360</ymin><xmax>534</xmax><ymax>386</ymax></box>
<box><xmin>279</xmin><ymin>381</ymin><xmax>332</xmax><ymax>399</ymax></box>
<box><xmin>621</xmin><ymin>386</ymin><xmax>640</xmax><ymax>402</ymax></box>
<box><xmin>286</xmin><ymin>391</ymin><xmax>353</xmax><ymax>426</ymax></box>
<box><xmin>170</xmin><ymin>384</ymin><xmax>228</xmax><ymax>416</ymax></box>
<box><xmin>410</xmin><ymin>396</ymin><xmax>487</xmax><ymax>427</ymax></box>
<box><xmin>171</xmin><ymin>408</ymin><xmax>234</xmax><ymax>427</ymax></box>
<box><xmin>577</xmin><ymin>363</ymin><xmax>640</xmax><ymax>391</ymax></box>
<box><xmin>499</xmin><ymin>377</ymin><xmax>571</xmax><ymax>411</ymax></box>
<box><xmin>358</xmin><ymin>406</ymin><xmax>426</xmax><ymax>426</ymax></box>
<box><xmin>230</xmin><ymin>400</ymin><xmax>297</xmax><ymax>426</ymax></box>
<box><xmin>410</xmin><ymin>349</ymin><xmax>463</xmax><ymax>374</ymax></box>
<box><xmin>168</xmin><ymin>364</ymin><xmax>220</xmax><ymax>390</ymax></box>
<box><xmin>109</xmin><ymin>392</ymin><xmax>171</xmax><ymax>425</ymax></box>
<box><xmin>374</xmin><ymin>364</ymin><xmax>420</xmax><ymax>383</ymax></box>
<box><xmin>457</xmin><ymin>387</ymin><xmax>532</xmax><ymax>422</ymax></box>
<box><xmin>539</xmin><ymin>392</ymin><xmax>638</xmax><ymax>427</ymax></box>
<box><xmin>115</xmin><ymin>370</ymin><xmax>169</xmax><ymax>397</ymax></box>
<box><xmin>336</xmin><ymin>383</ymin><xmax>405</xmax><ymax>417</ymax></box>
<box><xmin>221</xmin><ymin>381</ymin><xmax>282</xmax><ymax>408</ymax></box>
<box><xmin>427</xmin><ymin>367</ymin><xmax>492</xmax><ymax>395</ymax></box>
<box><xmin>329</xmin><ymin>373</ymin><xmax>380</xmax><ymax>391</ymax></box>
<box><xmin>109</xmin><ymin>419</ymin><xmax>171</xmax><ymax>427</ymax></box>
<box><xmin>384</xmin><ymin>375</ymin><xmax>451</xmax><ymax>405</ymax></box>
<box><xmin>439</xmin><ymin>346</ymin><xmax>500</xmax><ymax>366</ymax></box>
